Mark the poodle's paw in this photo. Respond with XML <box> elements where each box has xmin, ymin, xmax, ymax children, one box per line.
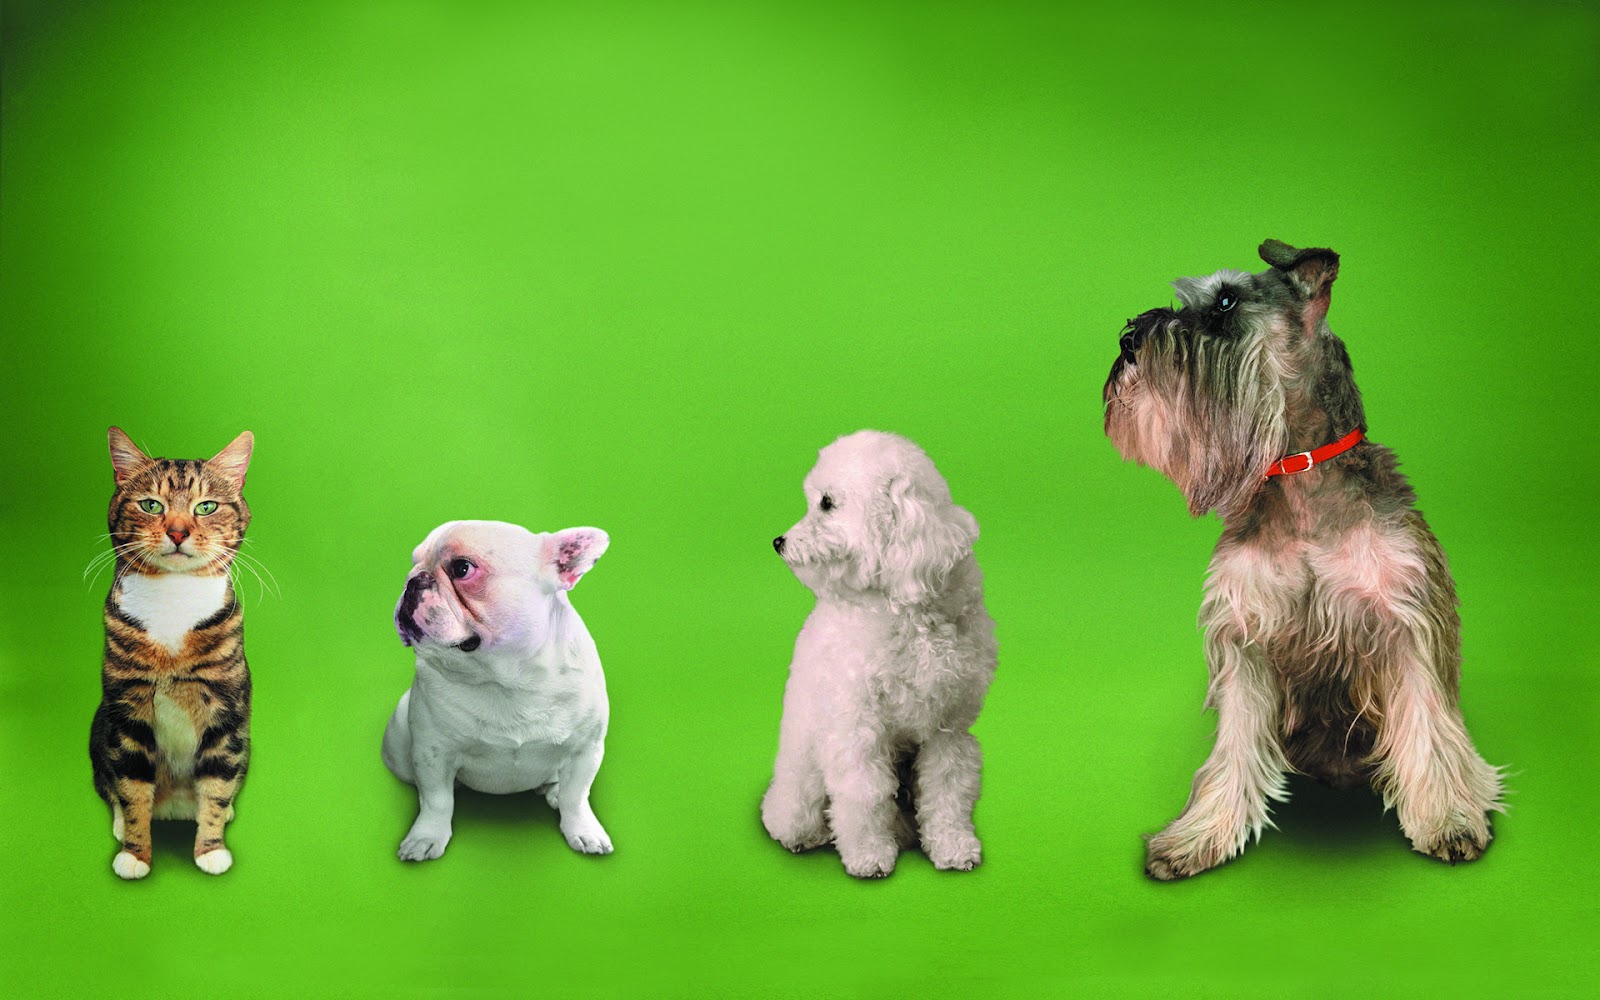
<box><xmin>761</xmin><ymin>789</ymin><xmax>830</xmax><ymax>853</ymax></box>
<box><xmin>562</xmin><ymin>820</ymin><xmax>613</xmax><ymax>855</ymax></box>
<box><xmin>839</xmin><ymin>838</ymin><xmax>899</xmax><ymax>879</ymax></box>
<box><xmin>1413</xmin><ymin>823</ymin><xmax>1491</xmax><ymax>865</ymax></box>
<box><xmin>1144</xmin><ymin>825</ymin><xmax>1240</xmax><ymax>881</ymax></box>
<box><xmin>778</xmin><ymin>829</ymin><xmax>832</xmax><ymax>854</ymax></box>
<box><xmin>194</xmin><ymin>848</ymin><xmax>233</xmax><ymax>875</ymax></box>
<box><xmin>398</xmin><ymin>823</ymin><xmax>451</xmax><ymax>862</ymax></box>
<box><xmin>112</xmin><ymin>851</ymin><xmax>150</xmax><ymax>880</ymax></box>
<box><xmin>925</xmin><ymin>831</ymin><xmax>982</xmax><ymax>872</ymax></box>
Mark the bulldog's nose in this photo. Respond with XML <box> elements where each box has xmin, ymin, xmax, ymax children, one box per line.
<box><xmin>773</xmin><ymin>536</ymin><xmax>786</xmax><ymax>554</ymax></box>
<box><xmin>405</xmin><ymin>573</ymin><xmax>436</xmax><ymax>595</ymax></box>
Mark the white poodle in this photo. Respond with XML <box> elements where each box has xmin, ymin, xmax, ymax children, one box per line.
<box><xmin>761</xmin><ymin>430</ymin><xmax>997</xmax><ymax>878</ymax></box>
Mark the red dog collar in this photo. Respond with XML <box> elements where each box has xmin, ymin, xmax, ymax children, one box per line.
<box><xmin>1265</xmin><ymin>428</ymin><xmax>1365</xmax><ymax>478</ymax></box>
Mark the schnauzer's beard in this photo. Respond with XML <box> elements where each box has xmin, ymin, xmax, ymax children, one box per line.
<box><xmin>1104</xmin><ymin>308</ymin><xmax>1290</xmax><ymax>520</ymax></box>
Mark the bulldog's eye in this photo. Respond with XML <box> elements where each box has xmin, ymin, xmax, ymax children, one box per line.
<box><xmin>819</xmin><ymin>494</ymin><xmax>835</xmax><ymax>512</ymax></box>
<box><xmin>1216</xmin><ymin>292</ymin><xmax>1238</xmax><ymax>313</ymax></box>
<box><xmin>447</xmin><ymin>558</ymin><xmax>475</xmax><ymax>580</ymax></box>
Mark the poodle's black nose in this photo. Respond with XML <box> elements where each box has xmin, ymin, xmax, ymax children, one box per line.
<box><xmin>772</xmin><ymin>536</ymin><xmax>786</xmax><ymax>554</ymax></box>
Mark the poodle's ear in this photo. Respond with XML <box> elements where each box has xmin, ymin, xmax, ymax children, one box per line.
<box><xmin>869</xmin><ymin>475</ymin><xmax>979</xmax><ymax>608</ymax></box>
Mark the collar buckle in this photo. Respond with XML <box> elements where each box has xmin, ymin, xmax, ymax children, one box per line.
<box><xmin>1278</xmin><ymin>451</ymin><xmax>1315</xmax><ymax>475</ymax></box>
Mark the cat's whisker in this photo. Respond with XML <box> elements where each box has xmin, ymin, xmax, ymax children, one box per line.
<box><xmin>228</xmin><ymin>558</ymin><xmax>268</xmax><ymax>605</ymax></box>
<box><xmin>84</xmin><ymin>542</ymin><xmax>149</xmax><ymax>587</ymax></box>
<box><xmin>230</xmin><ymin>548</ymin><xmax>281</xmax><ymax>597</ymax></box>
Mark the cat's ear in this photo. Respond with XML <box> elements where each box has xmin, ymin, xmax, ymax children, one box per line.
<box><xmin>540</xmin><ymin>527</ymin><xmax>609</xmax><ymax>591</ymax></box>
<box><xmin>208</xmin><ymin>431</ymin><xmax>254</xmax><ymax>491</ymax></box>
<box><xmin>108</xmin><ymin>427</ymin><xmax>152</xmax><ymax>485</ymax></box>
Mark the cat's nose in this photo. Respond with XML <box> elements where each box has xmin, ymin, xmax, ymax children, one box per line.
<box><xmin>166</xmin><ymin>528</ymin><xmax>189</xmax><ymax>547</ymax></box>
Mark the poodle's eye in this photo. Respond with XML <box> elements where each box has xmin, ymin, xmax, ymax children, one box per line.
<box><xmin>819</xmin><ymin>494</ymin><xmax>835</xmax><ymax>512</ymax></box>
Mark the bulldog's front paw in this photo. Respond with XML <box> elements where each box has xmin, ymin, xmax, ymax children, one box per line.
<box><xmin>398</xmin><ymin>824</ymin><xmax>452</xmax><ymax>862</ymax></box>
<box><xmin>562</xmin><ymin>820</ymin><xmax>613</xmax><ymax>855</ymax></box>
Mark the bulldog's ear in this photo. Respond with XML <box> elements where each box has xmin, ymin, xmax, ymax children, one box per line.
<box><xmin>108</xmin><ymin>427</ymin><xmax>152</xmax><ymax>485</ymax></box>
<box><xmin>207</xmin><ymin>431</ymin><xmax>254</xmax><ymax>491</ymax></box>
<box><xmin>541</xmin><ymin>527</ymin><xmax>609</xmax><ymax>591</ymax></box>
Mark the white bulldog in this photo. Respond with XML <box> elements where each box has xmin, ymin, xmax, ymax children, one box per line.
<box><xmin>383</xmin><ymin>519</ymin><xmax>613</xmax><ymax>862</ymax></box>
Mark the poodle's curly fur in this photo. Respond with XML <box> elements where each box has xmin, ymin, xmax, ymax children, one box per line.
<box><xmin>762</xmin><ymin>430</ymin><xmax>997</xmax><ymax>878</ymax></box>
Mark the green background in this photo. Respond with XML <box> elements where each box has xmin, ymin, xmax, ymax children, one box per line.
<box><xmin>2</xmin><ymin>1</ymin><xmax>1596</xmax><ymax>996</ymax></box>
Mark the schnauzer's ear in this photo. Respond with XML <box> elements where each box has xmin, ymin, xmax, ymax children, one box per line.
<box><xmin>870</xmin><ymin>476</ymin><xmax>979</xmax><ymax>608</ymax></box>
<box><xmin>540</xmin><ymin>527</ymin><xmax>609</xmax><ymax>590</ymax></box>
<box><xmin>1260</xmin><ymin>239</ymin><xmax>1340</xmax><ymax>307</ymax></box>
<box><xmin>108</xmin><ymin>426</ymin><xmax>152</xmax><ymax>485</ymax></box>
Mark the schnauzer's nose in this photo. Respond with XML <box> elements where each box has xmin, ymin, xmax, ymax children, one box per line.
<box><xmin>773</xmin><ymin>536</ymin><xmax>786</xmax><ymax>554</ymax></box>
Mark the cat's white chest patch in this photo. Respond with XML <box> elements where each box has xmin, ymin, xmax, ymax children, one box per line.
<box><xmin>117</xmin><ymin>574</ymin><xmax>229</xmax><ymax>653</ymax></box>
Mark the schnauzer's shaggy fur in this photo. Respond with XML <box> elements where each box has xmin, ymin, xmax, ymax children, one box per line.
<box><xmin>762</xmin><ymin>430</ymin><xmax>996</xmax><ymax>878</ymax></box>
<box><xmin>1105</xmin><ymin>239</ymin><xmax>1503</xmax><ymax>880</ymax></box>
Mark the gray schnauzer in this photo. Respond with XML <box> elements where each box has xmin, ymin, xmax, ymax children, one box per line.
<box><xmin>1104</xmin><ymin>239</ymin><xmax>1503</xmax><ymax>880</ymax></box>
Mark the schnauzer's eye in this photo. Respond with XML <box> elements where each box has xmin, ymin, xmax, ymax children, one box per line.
<box><xmin>1216</xmin><ymin>292</ymin><xmax>1238</xmax><ymax>313</ymax></box>
<box><xmin>819</xmin><ymin>494</ymin><xmax>836</xmax><ymax>512</ymax></box>
<box><xmin>447</xmin><ymin>558</ymin><xmax>475</xmax><ymax>580</ymax></box>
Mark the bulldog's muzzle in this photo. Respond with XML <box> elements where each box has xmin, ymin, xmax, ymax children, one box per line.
<box><xmin>396</xmin><ymin>573</ymin><xmax>433</xmax><ymax>646</ymax></box>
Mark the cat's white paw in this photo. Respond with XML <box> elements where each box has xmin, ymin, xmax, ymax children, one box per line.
<box><xmin>112</xmin><ymin>851</ymin><xmax>150</xmax><ymax>880</ymax></box>
<box><xmin>195</xmin><ymin>848</ymin><xmax>233</xmax><ymax>875</ymax></box>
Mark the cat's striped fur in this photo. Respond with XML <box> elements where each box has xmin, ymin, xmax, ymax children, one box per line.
<box><xmin>89</xmin><ymin>427</ymin><xmax>254</xmax><ymax>879</ymax></box>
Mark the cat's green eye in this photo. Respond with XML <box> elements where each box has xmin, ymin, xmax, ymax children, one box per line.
<box><xmin>195</xmin><ymin>500</ymin><xmax>219</xmax><ymax>516</ymax></box>
<box><xmin>137</xmin><ymin>498</ymin><xmax>164</xmax><ymax>515</ymax></box>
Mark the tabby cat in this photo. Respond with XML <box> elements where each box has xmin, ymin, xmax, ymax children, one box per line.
<box><xmin>90</xmin><ymin>427</ymin><xmax>254</xmax><ymax>879</ymax></box>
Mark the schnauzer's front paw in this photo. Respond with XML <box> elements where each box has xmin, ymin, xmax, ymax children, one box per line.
<box><xmin>112</xmin><ymin>850</ymin><xmax>150</xmax><ymax>880</ymax></box>
<box><xmin>839</xmin><ymin>838</ymin><xmax>899</xmax><ymax>879</ymax></box>
<box><xmin>1145</xmin><ymin>829</ymin><xmax>1236</xmax><ymax>881</ymax></box>
<box><xmin>194</xmin><ymin>848</ymin><xmax>233</xmax><ymax>875</ymax></box>
<box><xmin>398</xmin><ymin>827</ymin><xmax>451</xmax><ymax>862</ymax></box>
<box><xmin>1415</xmin><ymin>825</ymin><xmax>1491</xmax><ymax>865</ymax></box>
<box><xmin>925</xmin><ymin>832</ymin><xmax>983</xmax><ymax>872</ymax></box>
<box><xmin>562</xmin><ymin>821</ymin><xmax>613</xmax><ymax>855</ymax></box>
